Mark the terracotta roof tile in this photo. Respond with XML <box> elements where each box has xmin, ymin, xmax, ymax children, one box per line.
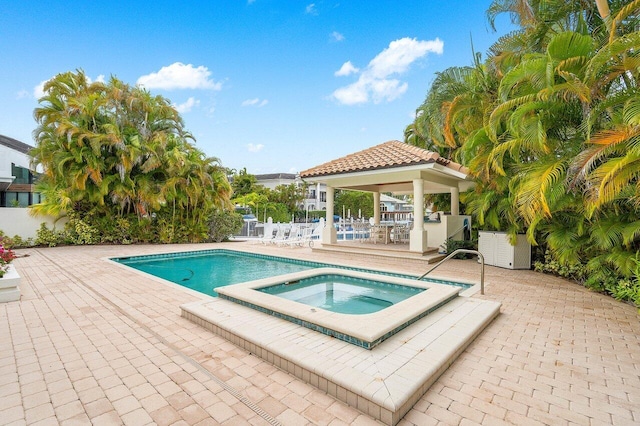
<box><xmin>299</xmin><ymin>140</ymin><xmax>468</xmax><ymax>177</ymax></box>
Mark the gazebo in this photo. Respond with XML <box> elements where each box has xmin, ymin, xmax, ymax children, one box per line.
<box><xmin>299</xmin><ymin>140</ymin><xmax>475</xmax><ymax>254</ymax></box>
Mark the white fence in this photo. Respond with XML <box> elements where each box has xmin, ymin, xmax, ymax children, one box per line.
<box><xmin>0</xmin><ymin>208</ymin><xmax>66</xmax><ymax>240</ymax></box>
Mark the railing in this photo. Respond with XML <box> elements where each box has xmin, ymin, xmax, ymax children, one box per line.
<box><xmin>418</xmin><ymin>249</ymin><xmax>485</xmax><ymax>295</ymax></box>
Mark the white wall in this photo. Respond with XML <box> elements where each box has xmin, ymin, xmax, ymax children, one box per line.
<box><xmin>0</xmin><ymin>208</ymin><xmax>66</xmax><ymax>240</ymax></box>
<box><xmin>0</xmin><ymin>145</ymin><xmax>31</xmax><ymax>170</ymax></box>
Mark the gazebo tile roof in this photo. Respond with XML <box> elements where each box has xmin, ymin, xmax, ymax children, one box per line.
<box><xmin>299</xmin><ymin>140</ymin><xmax>468</xmax><ymax>177</ymax></box>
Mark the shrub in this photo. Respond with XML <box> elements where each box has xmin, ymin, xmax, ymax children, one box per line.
<box><xmin>208</xmin><ymin>210</ymin><xmax>243</xmax><ymax>242</ymax></box>
<box><xmin>35</xmin><ymin>223</ymin><xmax>66</xmax><ymax>247</ymax></box>
<box><xmin>64</xmin><ymin>215</ymin><xmax>100</xmax><ymax>245</ymax></box>
<box><xmin>533</xmin><ymin>250</ymin><xmax>587</xmax><ymax>282</ymax></box>
<box><xmin>0</xmin><ymin>231</ymin><xmax>33</xmax><ymax>249</ymax></box>
<box><xmin>443</xmin><ymin>238</ymin><xmax>477</xmax><ymax>259</ymax></box>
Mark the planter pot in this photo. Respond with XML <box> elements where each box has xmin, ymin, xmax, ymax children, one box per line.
<box><xmin>0</xmin><ymin>265</ymin><xmax>21</xmax><ymax>302</ymax></box>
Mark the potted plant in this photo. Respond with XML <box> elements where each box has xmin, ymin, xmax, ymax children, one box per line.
<box><xmin>0</xmin><ymin>238</ymin><xmax>20</xmax><ymax>302</ymax></box>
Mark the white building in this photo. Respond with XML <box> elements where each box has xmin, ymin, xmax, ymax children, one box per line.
<box><xmin>0</xmin><ymin>134</ymin><xmax>40</xmax><ymax>207</ymax></box>
<box><xmin>253</xmin><ymin>173</ymin><xmax>300</xmax><ymax>190</ymax></box>
<box><xmin>379</xmin><ymin>194</ymin><xmax>413</xmax><ymax>222</ymax></box>
<box><xmin>254</xmin><ymin>173</ymin><xmax>327</xmax><ymax>212</ymax></box>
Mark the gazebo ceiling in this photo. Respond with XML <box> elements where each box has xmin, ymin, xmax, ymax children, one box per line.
<box><xmin>299</xmin><ymin>140</ymin><xmax>475</xmax><ymax>194</ymax></box>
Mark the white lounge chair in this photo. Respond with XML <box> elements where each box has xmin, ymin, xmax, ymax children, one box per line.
<box><xmin>276</xmin><ymin>224</ymin><xmax>300</xmax><ymax>246</ymax></box>
<box><xmin>260</xmin><ymin>225</ymin><xmax>283</xmax><ymax>244</ymax></box>
<box><xmin>284</xmin><ymin>226</ymin><xmax>311</xmax><ymax>247</ymax></box>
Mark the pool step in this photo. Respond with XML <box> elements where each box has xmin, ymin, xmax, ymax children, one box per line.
<box><xmin>313</xmin><ymin>243</ymin><xmax>447</xmax><ymax>263</ymax></box>
<box><xmin>181</xmin><ymin>294</ymin><xmax>500</xmax><ymax>425</ymax></box>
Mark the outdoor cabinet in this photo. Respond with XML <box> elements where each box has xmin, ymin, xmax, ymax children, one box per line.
<box><xmin>478</xmin><ymin>231</ymin><xmax>531</xmax><ymax>269</ymax></box>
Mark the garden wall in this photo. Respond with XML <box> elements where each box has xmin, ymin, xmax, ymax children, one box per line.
<box><xmin>0</xmin><ymin>208</ymin><xmax>66</xmax><ymax>240</ymax></box>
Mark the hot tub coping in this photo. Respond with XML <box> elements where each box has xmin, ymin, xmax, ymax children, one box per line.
<box><xmin>217</xmin><ymin>267</ymin><xmax>461</xmax><ymax>349</ymax></box>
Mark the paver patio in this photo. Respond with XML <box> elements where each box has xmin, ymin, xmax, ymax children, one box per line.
<box><xmin>1</xmin><ymin>242</ymin><xmax>638</xmax><ymax>425</ymax></box>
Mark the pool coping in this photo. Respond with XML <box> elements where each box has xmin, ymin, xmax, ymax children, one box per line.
<box><xmin>216</xmin><ymin>267</ymin><xmax>461</xmax><ymax>349</ymax></box>
<box><xmin>181</xmin><ymin>293</ymin><xmax>501</xmax><ymax>425</ymax></box>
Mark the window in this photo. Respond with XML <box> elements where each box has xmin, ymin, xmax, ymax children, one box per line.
<box><xmin>320</xmin><ymin>191</ymin><xmax>326</xmax><ymax>202</ymax></box>
<box><xmin>11</xmin><ymin>164</ymin><xmax>32</xmax><ymax>184</ymax></box>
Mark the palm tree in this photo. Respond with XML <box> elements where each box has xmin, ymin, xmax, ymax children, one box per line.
<box><xmin>31</xmin><ymin>70</ymin><xmax>233</xmax><ymax>243</ymax></box>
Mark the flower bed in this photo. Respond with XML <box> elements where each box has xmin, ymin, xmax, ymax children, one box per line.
<box><xmin>0</xmin><ymin>239</ymin><xmax>20</xmax><ymax>302</ymax></box>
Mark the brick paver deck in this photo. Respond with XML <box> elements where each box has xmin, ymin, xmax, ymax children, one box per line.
<box><xmin>1</xmin><ymin>242</ymin><xmax>638</xmax><ymax>425</ymax></box>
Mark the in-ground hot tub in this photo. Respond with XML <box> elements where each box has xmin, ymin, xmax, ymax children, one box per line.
<box><xmin>216</xmin><ymin>267</ymin><xmax>461</xmax><ymax>349</ymax></box>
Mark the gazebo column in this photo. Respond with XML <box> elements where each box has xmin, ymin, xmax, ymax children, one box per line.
<box><xmin>450</xmin><ymin>187</ymin><xmax>460</xmax><ymax>215</ymax></box>
<box><xmin>410</xmin><ymin>179</ymin><xmax>428</xmax><ymax>253</ymax></box>
<box><xmin>373</xmin><ymin>192</ymin><xmax>381</xmax><ymax>224</ymax></box>
<box><xmin>322</xmin><ymin>185</ymin><xmax>337</xmax><ymax>244</ymax></box>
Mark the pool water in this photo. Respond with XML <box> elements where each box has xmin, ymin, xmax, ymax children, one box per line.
<box><xmin>258</xmin><ymin>274</ymin><xmax>425</xmax><ymax>314</ymax></box>
<box><xmin>113</xmin><ymin>249</ymin><xmax>470</xmax><ymax>298</ymax></box>
<box><xmin>116</xmin><ymin>251</ymin><xmax>314</xmax><ymax>296</ymax></box>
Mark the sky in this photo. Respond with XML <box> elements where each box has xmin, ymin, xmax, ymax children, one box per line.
<box><xmin>0</xmin><ymin>1</ymin><xmax>514</xmax><ymax>175</ymax></box>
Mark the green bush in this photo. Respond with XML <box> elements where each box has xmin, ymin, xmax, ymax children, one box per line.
<box><xmin>64</xmin><ymin>214</ymin><xmax>100</xmax><ymax>245</ymax></box>
<box><xmin>35</xmin><ymin>223</ymin><xmax>66</xmax><ymax>247</ymax></box>
<box><xmin>535</xmin><ymin>250</ymin><xmax>639</xmax><ymax>309</ymax></box>
<box><xmin>208</xmin><ymin>210</ymin><xmax>243</xmax><ymax>242</ymax></box>
<box><xmin>443</xmin><ymin>238</ymin><xmax>477</xmax><ymax>259</ymax></box>
<box><xmin>533</xmin><ymin>250</ymin><xmax>588</xmax><ymax>282</ymax></box>
<box><xmin>0</xmin><ymin>230</ymin><xmax>33</xmax><ymax>249</ymax></box>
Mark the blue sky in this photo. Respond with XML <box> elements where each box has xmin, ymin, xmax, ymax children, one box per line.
<box><xmin>1</xmin><ymin>1</ymin><xmax>513</xmax><ymax>174</ymax></box>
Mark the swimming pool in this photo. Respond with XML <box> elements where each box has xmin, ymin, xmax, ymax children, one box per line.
<box><xmin>112</xmin><ymin>249</ymin><xmax>471</xmax><ymax>297</ymax></box>
<box><xmin>114</xmin><ymin>250</ymin><xmax>315</xmax><ymax>296</ymax></box>
<box><xmin>258</xmin><ymin>274</ymin><xmax>425</xmax><ymax>314</ymax></box>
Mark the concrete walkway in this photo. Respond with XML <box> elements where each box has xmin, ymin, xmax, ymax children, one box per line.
<box><xmin>1</xmin><ymin>242</ymin><xmax>638</xmax><ymax>425</ymax></box>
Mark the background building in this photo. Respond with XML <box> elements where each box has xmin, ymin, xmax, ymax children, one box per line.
<box><xmin>0</xmin><ymin>134</ymin><xmax>40</xmax><ymax>207</ymax></box>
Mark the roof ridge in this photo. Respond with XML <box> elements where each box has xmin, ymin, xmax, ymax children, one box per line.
<box><xmin>300</xmin><ymin>140</ymin><xmax>468</xmax><ymax>177</ymax></box>
<box><xmin>0</xmin><ymin>134</ymin><xmax>34</xmax><ymax>155</ymax></box>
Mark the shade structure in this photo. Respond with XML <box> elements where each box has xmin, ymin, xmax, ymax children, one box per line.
<box><xmin>299</xmin><ymin>140</ymin><xmax>475</xmax><ymax>252</ymax></box>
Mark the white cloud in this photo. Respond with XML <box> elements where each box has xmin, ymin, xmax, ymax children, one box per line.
<box><xmin>368</xmin><ymin>38</ymin><xmax>443</xmax><ymax>78</ymax></box>
<box><xmin>334</xmin><ymin>61</ymin><xmax>359</xmax><ymax>77</ymax></box>
<box><xmin>331</xmin><ymin>81</ymin><xmax>368</xmax><ymax>105</ymax></box>
<box><xmin>247</xmin><ymin>143</ymin><xmax>264</xmax><ymax>153</ymax></box>
<box><xmin>331</xmin><ymin>31</ymin><xmax>344</xmax><ymax>42</ymax></box>
<box><xmin>33</xmin><ymin>80</ymin><xmax>48</xmax><ymax>99</ymax></box>
<box><xmin>305</xmin><ymin>3</ymin><xmax>317</xmax><ymax>15</ymax></box>
<box><xmin>174</xmin><ymin>97</ymin><xmax>200</xmax><ymax>113</ymax></box>
<box><xmin>241</xmin><ymin>98</ymin><xmax>268</xmax><ymax>107</ymax></box>
<box><xmin>137</xmin><ymin>62</ymin><xmax>221</xmax><ymax>90</ymax></box>
<box><xmin>16</xmin><ymin>90</ymin><xmax>30</xmax><ymax>99</ymax></box>
<box><xmin>331</xmin><ymin>37</ymin><xmax>443</xmax><ymax>105</ymax></box>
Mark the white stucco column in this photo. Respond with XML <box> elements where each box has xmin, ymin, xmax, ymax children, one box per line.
<box><xmin>373</xmin><ymin>192</ymin><xmax>381</xmax><ymax>224</ymax></box>
<box><xmin>450</xmin><ymin>187</ymin><xmax>460</xmax><ymax>216</ymax></box>
<box><xmin>322</xmin><ymin>185</ymin><xmax>337</xmax><ymax>244</ymax></box>
<box><xmin>410</xmin><ymin>179</ymin><xmax>428</xmax><ymax>253</ymax></box>
<box><xmin>316</xmin><ymin>183</ymin><xmax>321</xmax><ymax>208</ymax></box>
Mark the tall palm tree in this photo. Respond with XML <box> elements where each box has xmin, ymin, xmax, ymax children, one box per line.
<box><xmin>31</xmin><ymin>70</ymin><xmax>233</xmax><ymax>243</ymax></box>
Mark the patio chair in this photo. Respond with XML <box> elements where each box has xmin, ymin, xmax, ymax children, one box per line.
<box><xmin>367</xmin><ymin>224</ymin><xmax>388</xmax><ymax>244</ymax></box>
<box><xmin>391</xmin><ymin>224</ymin><xmax>410</xmax><ymax>244</ymax></box>
<box><xmin>276</xmin><ymin>224</ymin><xmax>300</xmax><ymax>246</ymax></box>
<box><xmin>352</xmin><ymin>222</ymin><xmax>369</xmax><ymax>242</ymax></box>
<box><xmin>258</xmin><ymin>226</ymin><xmax>280</xmax><ymax>244</ymax></box>
<box><xmin>271</xmin><ymin>225</ymin><xmax>293</xmax><ymax>245</ymax></box>
<box><xmin>285</xmin><ymin>226</ymin><xmax>313</xmax><ymax>247</ymax></box>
